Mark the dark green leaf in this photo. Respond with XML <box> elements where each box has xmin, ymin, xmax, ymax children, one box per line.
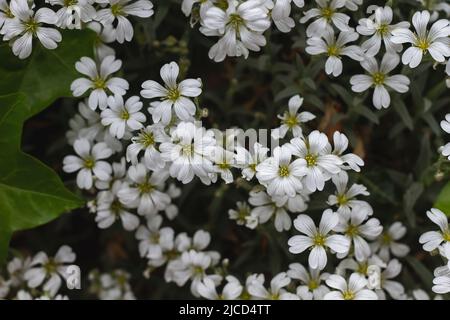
<box><xmin>0</xmin><ymin>30</ymin><xmax>95</xmax><ymax>262</ymax></box>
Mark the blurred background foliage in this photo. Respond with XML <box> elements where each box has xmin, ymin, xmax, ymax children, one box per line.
<box><xmin>10</xmin><ymin>0</ymin><xmax>450</xmax><ymax>298</ymax></box>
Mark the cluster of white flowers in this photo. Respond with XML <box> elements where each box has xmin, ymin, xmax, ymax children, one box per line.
<box><xmin>418</xmin><ymin>113</ymin><xmax>450</xmax><ymax>296</ymax></box>
<box><xmin>0</xmin><ymin>0</ymin><xmax>154</xmax><ymax>59</ymax></box>
<box><xmin>0</xmin><ymin>246</ymin><xmax>74</xmax><ymax>299</ymax></box>
<box><xmin>61</xmin><ymin>47</ymin><xmax>425</xmax><ymax>299</ymax></box>
<box><xmin>440</xmin><ymin>114</ymin><xmax>450</xmax><ymax>160</ymax></box>
<box><xmin>16</xmin><ymin>0</ymin><xmax>447</xmax><ymax>300</ymax></box>
<box><xmin>88</xmin><ymin>269</ymin><xmax>135</xmax><ymax>299</ymax></box>
<box><xmin>181</xmin><ymin>0</ymin><xmax>450</xmax><ymax>106</ymax></box>
<box><xmin>0</xmin><ymin>246</ymin><xmax>137</xmax><ymax>300</ymax></box>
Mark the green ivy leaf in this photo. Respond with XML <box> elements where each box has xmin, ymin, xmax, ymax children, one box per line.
<box><xmin>434</xmin><ymin>182</ymin><xmax>450</xmax><ymax>215</ymax></box>
<box><xmin>0</xmin><ymin>30</ymin><xmax>96</xmax><ymax>262</ymax></box>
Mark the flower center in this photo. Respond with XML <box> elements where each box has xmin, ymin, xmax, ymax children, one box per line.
<box><xmin>43</xmin><ymin>259</ymin><xmax>57</xmax><ymax>274</ymax></box>
<box><xmin>193</xmin><ymin>266</ymin><xmax>204</xmax><ymax>275</ymax></box>
<box><xmin>238</xmin><ymin>207</ymin><xmax>250</xmax><ymax>220</ymax></box>
<box><xmin>24</xmin><ymin>19</ymin><xmax>39</xmax><ymax>34</ymax></box>
<box><xmin>345</xmin><ymin>224</ymin><xmax>359</xmax><ymax>237</ymax></box>
<box><xmin>305</xmin><ymin>153</ymin><xmax>317</xmax><ymax>167</ymax></box>
<box><xmin>228</xmin><ymin>13</ymin><xmax>244</xmax><ymax>29</ymax></box>
<box><xmin>357</xmin><ymin>262</ymin><xmax>368</xmax><ymax>275</ymax></box>
<box><xmin>270</xmin><ymin>292</ymin><xmax>280</xmax><ymax>300</ymax></box>
<box><xmin>93</xmin><ymin>77</ymin><xmax>106</xmax><ymax>89</ymax></box>
<box><xmin>5</xmin><ymin>7</ymin><xmax>14</xmax><ymax>18</ymax></box>
<box><xmin>150</xmin><ymin>233</ymin><xmax>160</xmax><ymax>243</ymax></box>
<box><xmin>381</xmin><ymin>233</ymin><xmax>392</xmax><ymax>245</ymax></box>
<box><xmin>308</xmin><ymin>279</ymin><xmax>319</xmax><ymax>290</ymax></box>
<box><xmin>442</xmin><ymin>230</ymin><xmax>450</xmax><ymax>242</ymax></box>
<box><xmin>377</xmin><ymin>23</ymin><xmax>389</xmax><ymax>36</ymax></box>
<box><xmin>120</xmin><ymin>109</ymin><xmax>130</xmax><ymax>120</ymax></box>
<box><xmin>284</xmin><ymin>115</ymin><xmax>298</xmax><ymax>128</ymax></box>
<box><xmin>138</xmin><ymin>182</ymin><xmax>154</xmax><ymax>194</ymax></box>
<box><xmin>343</xmin><ymin>290</ymin><xmax>355</xmax><ymax>300</ymax></box>
<box><xmin>416</xmin><ymin>38</ymin><xmax>429</xmax><ymax>51</ymax></box>
<box><xmin>165</xmin><ymin>249</ymin><xmax>179</xmax><ymax>260</ymax></box>
<box><xmin>182</xmin><ymin>144</ymin><xmax>194</xmax><ymax>157</ymax></box>
<box><xmin>137</xmin><ymin>131</ymin><xmax>155</xmax><ymax>147</ymax></box>
<box><xmin>278</xmin><ymin>165</ymin><xmax>290</xmax><ymax>177</ymax></box>
<box><xmin>321</xmin><ymin>7</ymin><xmax>334</xmax><ymax>21</ymax></box>
<box><xmin>327</xmin><ymin>45</ymin><xmax>340</xmax><ymax>57</ymax></box>
<box><xmin>372</xmin><ymin>72</ymin><xmax>385</xmax><ymax>85</ymax></box>
<box><xmin>337</xmin><ymin>194</ymin><xmax>348</xmax><ymax>205</ymax></box>
<box><xmin>64</xmin><ymin>0</ymin><xmax>78</xmax><ymax>6</ymax></box>
<box><xmin>84</xmin><ymin>157</ymin><xmax>95</xmax><ymax>169</ymax></box>
<box><xmin>111</xmin><ymin>3</ymin><xmax>124</xmax><ymax>17</ymax></box>
<box><xmin>111</xmin><ymin>199</ymin><xmax>122</xmax><ymax>214</ymax></box>
<box><xmin>249</xmin><ymin>163</ymin><xmax>257</xmax><ymax>172</ymax></box>
<box><xmin>166</xmin><ymin>87</ymin><xmax>180</xmax><ymax>101</ymax></box>
<box><xmin>218</xmin><ymin>163</ymin><xmax>230</xmax><ymax>170</ymax></box>
<box><xmin>313</xmin><ymin>233</ymin><xmax>326</xmax><ymax>246</ymax></box>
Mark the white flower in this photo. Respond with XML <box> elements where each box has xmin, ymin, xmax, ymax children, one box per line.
<box><xmin>267</xmin><ymin>0</ymin><xmax>297</xmax><ymax>33</ymax></box>
<box><xmin>331</xmin><ymin>131</ymin><xmax>364</xmax><ymax>172</ymax></box>
<box><xmin>327</xmin><ymin>171</ymin><xmax>371</xmax><ymax>217</ymax></box>
<box><xmin>211</xmin><ymin>147</ymin><xmax>235</xmax><ymax>184</ymax></box>
<box><xmin>101</xmin><ymin>95</ymin><xmax>146</xmax><ymax>139</ymax></box>
<box><xmin>96</xmin><ymin>0</ymin><xmax>154</xmax><ymax>43</ymax></box>
<box><xmin>197</xmin><ymin>276</ymin><xmax>243</xmax><ymax>300</ymax></box>
<box><xmin>391</xmin><ymin>10</ymin><xmax>450</xmax><ymax>68</ymax></box>
<box><xmin>417</xmin><ymin>0</ymin><xmax>450</xmax><ymax>22</ymax></box>
<box><xmin>324</xmin><ymin>273</ymin><xmax>378</xmax><ymax>300</ymax></box>
<box><xmin>171</xmin><ymin>250</ymin><xmax>220</xmax><ymax>297</ymax></box>
<box><xmin>350</xmin><ymin>53</ymin><xmax>410</xmax><ymax>109</ymax></box>
<box><xmin>160</xmin><ymin>122</ymin><xmax>216</xmax><ymax>185</ymax></box>
<box><xmin>63</xmin><ymin>139</ymin><xmax>113</xmax><ymax>189</ymax></box>
<box><xmin>235</xmin><ymin>142</ymin><xmax>269</xmax><ymax>180</ymax></box>
<box><xmin>46</xmin><ymin>0</ymin><xmax>96</xmax><ymax>29</ymax></box>
<box><xmin>95</xmin><ymin>157</ymin><xmax>126</xmax><ymax>190</ymax></box>
<box><xmin>375</xmin><ymin>259</ymin><xmax>405</xmax><ymax>300</ymax></box>
<box><xmin>419</xmin><ymin>208</ymin><xmax>450</xmax><ymax>251</ymax></box>
<box><xmin>248</xmin><ymin>189</ymin><xmax>307</xmax><ymax>232</ymax></box>
<box><xmin>440</xmin><ymin>113</ymin><xmax>450</xmax><ymax>160</ymax></box>
<box><xmin>306</xmin><ymin>29</ymin><xmax>364</xmax><ymax>77</ymax></box>
<box><xmin>255</xmin><ymin>145</ymin><xmax>307</xmax><ymax>197</ymax></box>
<box><xmin>201</xmin><ymin>0</ymin><xmax>271</xmax><ymax>62</ymax></box>
<box><xmin>300</xmin><ymin>0</ymin><xmax>351</xmax><ymax>38</ymax></box>
<box><xmin>118</xmin><ymin>163</ymin><xmax>171</xmax><ymax>215</ymax></box>
<box><xmin>433</xmin><ymin>275</ymin><xmax>450</xmax><ymax>294</ymax></box>
<box><xmin>247</xmin><ymin>272</ymin><xmax>298</xmax><ymax>300</ymax></box>
<box><xmin>0</xmin><ymin>0</ymin><xmax>15</xmax><ymax>31</ymax></box>
<box><xmin>71</xmin><ymin>55</ymin><xmax>129</xmax><ymax>110</ymax></box>
<box><xmin>2</xmin><ymin>0</ymin><xmax>61</xmax><ymax>59</ymax></box>
<box><xmin>336</xmin><ymin>255</ymin><xmax>386</xmax><ymax>277</ymax></box>
<box><xmin>126</xmin><ymin>124</ymin><xmax>167</xmax><ymax>170</ymax></box>
<box><xmin>356</xmin><ymin>6</ymin><xmax>409</xmax><ymax>56</ymax></box>
<box><xmin>87</xmin><ymin>21</ymin><xmax>116</xmax><ymax>60</ymax></box>
<box><xmin>288</xmin><ymin>209</ymin><xmax>350</xmax><ymax>270</ymax></box>
<box><xmin>141</xmin><ymin>61</ymin><xmax>201</xmax><ymax>124</ymax></box>
<box><xmin>287</xmin><ymin>263</ymin><xmax>330</xmax><ymax>300</ymax></box>
<box><xmin>135</xmin><ymin>215</ymin><xmax>174</xmax><ymax>259</ymax></box>
<box><xmin>228</xmin><ymin>201</ymin><xmax>254</xmax><ymax>228</ymax></box>
<box><xmin>271</xmin><ymin>95</ymin><xmax>315</xmax><ymax>139</ymax></box>
<box><xmin>288</xmin><ymin>130</ymin><xmax>343</xmax><ymax>192</ymax></box>
<box><xmin>371</xmin><ymin>222</ymin><xmax>410</xmax><ymax>261</ymax></box>
<box><xmin>96</xmin><ymin>180</ymin><xmax>140</xmax><ymax>231</ymax></box>
<box><xmin>7</xmin><ymin>256</ymin><xmax>31</xmax><ymax>287</ymax></box>
<box><xmin>333</xmin><ymin>205</ymin><xmax>383</xmax><ymax>261</ymax></box>
<box><xmin>24</xmin><ymin>246</ymin><xmax>76</xmax><ymax>297</ymax></box>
